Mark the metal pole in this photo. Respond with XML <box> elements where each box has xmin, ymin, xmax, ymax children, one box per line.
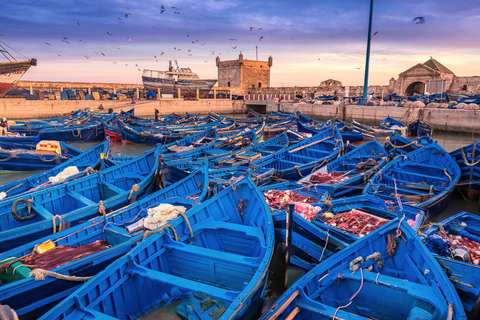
<box><xmin>285</xmin><ymin>203</ymin><xmax>294</xmax><ymax>288</ymax></box>
<box><xmin>256</xmin><ymin>45</ymin><xmax>258</xmax><ymax>61</ymax></box>
<box><xmin>361</xmin><ymin>0</ymin><xmax>374</xmax><ymax>104</ymax></box>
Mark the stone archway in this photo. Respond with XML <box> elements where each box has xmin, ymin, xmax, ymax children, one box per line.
<box><xmin>405</xmin><ymin>82</ymin><xmax>425</xmax><ymax>96</ymax></box>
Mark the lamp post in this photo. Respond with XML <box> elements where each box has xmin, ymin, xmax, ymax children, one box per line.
<box><xmin>361</xmin><ymin>0</ymin><xmax>374</xmax><ymax>105</ymax></box>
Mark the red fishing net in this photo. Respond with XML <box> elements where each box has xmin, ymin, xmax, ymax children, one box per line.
<box><xmin>324</xmin><ymin>209</ymin><xmax>389</xmax><ymax>237</ymax></box>
<box><xmin>21</xmin><ymin>240</ymin><xmax>109</xmax><ymax>271</ymax></box>
<box><xmin>309</xmin><ymin>172</ymin><xmax>350</xmax><ymax>184</ymax></box>
<box><xmin>263</xmin><ymin>190</ymin><xmax>321</xmax><ymax>221</ymax></box>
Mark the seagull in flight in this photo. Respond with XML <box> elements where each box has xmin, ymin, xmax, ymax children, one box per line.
<box><xmin>413</xmin><ymin>17</ymin><xmax>425</xmax><ymax>24</ymax></box>
<box><xmin>125</xmin><ymin>13</ymin><xmax>132</xmax><ymax>18</ymax></box>
<box><xmin>45</xmin><ymin>42</ymin><xmax>51</xmax><ymax>46</ymax></box>
<box><xmin>107</xmin><ymin>32</ymin><xmax>112</xmax><ymax>36</ymax></box>
<box><xmin>250</xmin><ymin>27</ymin><xmax>254</xmax><ymax>31</ymax></box>
<box><xmin>259</xmin><ymin>36</ymin><xmax>264</xmax><ymax>41</ymax></box>
<box><xmin>160</xmin><ymin>5</ymin><xmax>166</xmax><ymax>14</ymax></box>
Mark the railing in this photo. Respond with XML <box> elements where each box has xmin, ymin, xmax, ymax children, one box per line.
<box><xmin>244</xmin><ymin>94</ymin><xmax>290</xmax><ymax>101</ymax></box>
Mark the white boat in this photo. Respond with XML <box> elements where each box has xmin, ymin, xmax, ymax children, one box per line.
<box><xmin>142</xmin><ymin>60</ymin><xmax>217</xmax><ymax>93</ymax></box>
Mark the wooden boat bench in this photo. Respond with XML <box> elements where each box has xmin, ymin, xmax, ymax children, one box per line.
<box><xmin>126</xmin><ymin>263</ymin><xmax>239</xmax><ymax>303</ymax></box>
<box><xmin>162</xmin><ymin>240</ymin><xmax>261</xmax><ymax>268</ymax></box>
<box><xmin>193</xmin><ymin>220</ymin><xmax>266</xmax><ymax>250</ymax></box>
<box><xmin>390</xmin><ymin>169</ymin><xmax>450</xmax><ymax>184</ymax></box>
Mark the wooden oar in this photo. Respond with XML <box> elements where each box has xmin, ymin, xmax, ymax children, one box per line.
<box><xmin>289</xmin><ymin>135</ymin><xmax>333</xmax><ymax>153</ymax></box>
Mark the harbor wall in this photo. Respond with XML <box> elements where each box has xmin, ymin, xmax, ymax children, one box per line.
<box><xmin>1</xmin><ymin>97</ymin><xmax>479</xmax><ymax>135</ymax></box>
<box><xmin>262</xmin><ymin>101</ymin><xmax>480</xmax><ymax>134</ymax></box>
<box><xmin>0</xmin><ymin>99</ymin><xmax>246</xmax><ymax>119</ymax></box>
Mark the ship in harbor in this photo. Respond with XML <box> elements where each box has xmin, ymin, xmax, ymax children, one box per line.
<box><xmin>0</xmin><ymin>42</ymin><xmax>36</xmax><ymax>97</ymax></box>
<box><xmin>142</xmin><ymin>60</ymin><xmax>217</xmax><ymax>93</ymax></box>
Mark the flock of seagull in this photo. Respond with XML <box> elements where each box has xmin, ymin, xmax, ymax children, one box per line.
<box><xmin>37</xmin><ymin>5</ymin><xmax>268</xmax><ymax>74</ymax></box>
<box><xmin>31</xmin><ymin>2</ymin><xmax>426</xmax><ymax>74</ymax></box>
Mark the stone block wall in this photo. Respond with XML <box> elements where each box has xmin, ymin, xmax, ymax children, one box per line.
<box><xmin>241</xmin><ymin>59</ymin><xmax>271</xmax><ymax>90</ymax></box>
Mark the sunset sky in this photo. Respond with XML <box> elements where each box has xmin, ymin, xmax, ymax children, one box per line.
<box><xmin>2</xmin><ymin>0</ymin><xmax>480</xmax><ymax>87</ymax></box>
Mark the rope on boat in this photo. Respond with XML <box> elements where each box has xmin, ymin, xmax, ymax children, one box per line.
<box><xmin>178</xmin><ymin>211</ymin><xmax>194</xmax><ymax>244</ymax></box>
<box><xmin>294</xmin><ymin>165</ymin><xmax>303</xmax><ymax>178</ymax></box>
<box><xmin>319</xmin><ymin>230</ymin><xmax>329</xmax><ymax>263</ymax></box>
<box><xmin>461</xmin><ymin>147</ymin><xmax>480</xmax><ymax>167</ymax></box>
<box><xmin>385</xmin><ymin>139</ymin><xmax>422</xmax><ymax>149</ymax></box>
<box><xmin>143</xmin><ymin>224</ymin><xmax>178</xmax><ymax>241</ymax></box>
<box><xmin>128</xmin><ymin>184</ymin><xmax>139</xmax><ymax>199</ymax></box>
<box><xmin>443</xmin><ymin>168</ymin><xmax>453</xmax><ymax>183</ymax></box>
<box><xmin>98</xmin><ymin>200</ymin><xmax>106</xmax><ymax>215</ymax></box>
<box><xmin>30</xmin><ymin>269</ymin><xmax>92</xmax><ymax>282</ymax></box>
<box><xmin>333</xmin><ymin>268</ymin><xmax>364</xmax><ymax>320</ymax></box>
<box><xmin>38</xmin><ymin>154</ymin><xmax>60</xmax><ymax>162</ymax></box>
<box><xmin>52</xmin><ymin>215</ymin><xmax>64</xmax><ymax>233</ymax></box>
<box><xmin>0</xmin><ymin>155</ymin><xmax>17</xmax><ymax>162</ymax></box>
<box><xmin>71</xmin><ymin>128</ymin><xmax>82</xmax><ymax>138</ymax></box>
<box><xmin>349</xmin><ymin>256</ymin><xmax>364</xmax><ymax>272</ymax></box>
<box><xmin>364</xmin><ymin>251</ymin><xmax>381</xmax><ymax>271</ymax></box>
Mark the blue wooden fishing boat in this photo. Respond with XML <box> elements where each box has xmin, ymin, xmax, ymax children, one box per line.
<box><xmin>298</xmin><ymin>140</ymin><xmax>388</xmax><ymax>197</ymax></box>
<box><xmin>0</xmin><ymin>135</ymin><xmax>40</xmax><ymax>144</ymax></box>
<box><xmin>450</xmin><ymin>141</ymin><xmax>480</xmax><ymax>200</ymax></box>
<box><xmin>0</xmin><ymin>140</ymin><xmax>110</xmax><ymax>199</ymax></box>
<box><xmin>0</xmin><ymin>145</ymin><xmax>162</xmax><ymax>252</ymax></box>
<box><xmin>313</xmin><ymin>195</ymin><xmax>425</xmax><ymax>244</ymax></box>
<box><xmin>165</xmin><ymin>124</ymin><xmax>263</xmax><ymax>166</ymax></box>
<box><xmin>422</xmin><ymin>211</ymin><xmax>480</xmax><ymax>318</ymax></box>
<box><xmin>250</xmin><ymin>126</ymin><xmax>343</xmax><ymax>181</ymax></box>
<box><xmin>364</xmin><ymin>142</ymin><xmax>461</xmax><ymax>216</ymax></box>
<box><xmin>296</xmin><ymin>120</ymin><xmax>364</xmax><ymax>144</ymax></box>
<box><xmin>351</xmin><ymin>119</ymin><xmax>395</xmax><ymax>141</ymax></box>
<box><xmin>0</xmin><ymin>164</ymin><xmax>210</xmax><ymax>319</ymax></box>
<box><xmin>380</xmin><ymin>115</ymin><xmax>407</xmax><ymax>137</ymax></box>
<box><xmin>40</xmin><ymin>175</ymin><xmax>275</xmax><ymax>320</ymax></box>
<box><xmin>212</xmin><ymin>131</ymin><xmax>289</xmax><ymax>167</ymax></box>
<box><xmin>0</xmin><ymin>141</ymin><xmax>83</xmax><ymax>171</ymax></box>
<box><xmin>384</xmin><ymin>132</ymin><xmax>434</xmax><ymax>158</ymax></box>
<box><xmin>38</xmin><ymin>120</ymin><xmax>106</xmax><ymax>141</ymax></box>
<box><xmin>209</xmin><ymin>166</ymin><xmax>276</xmax><ymax>188</ymax></box>
<box><xmin>409</xmin><ymin>119</ymin><xmax>433</xmax><ymax>136</ymax></box>
<box><xmin>261</xmin><ymin>218</ymin><xmax>467</xmax><ymax>320</ymax></box>
<box><xmin>117</xmin><ymin>118</ymin><xmax>220</xmax><ymax>145</ymax></box>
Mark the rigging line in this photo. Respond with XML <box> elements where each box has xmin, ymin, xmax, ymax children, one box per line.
<box><xmin>0</xmin><ymin>44</ymin><xmax>15</xmax><ymax>62</ymax></box>
<box><xmin>0</xmin><ymin>40</ymin><xmax>30</xmax><ymax>60</ymax></box>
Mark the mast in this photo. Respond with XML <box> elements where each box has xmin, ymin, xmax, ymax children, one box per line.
<box><xmin>361</xmin><ymin>0</ymin><xmax>374</xmax><ymax>104</ymax></box>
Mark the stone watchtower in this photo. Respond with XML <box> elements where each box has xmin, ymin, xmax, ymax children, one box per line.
<box><xmin>216</xmin><ymin>53</ymin><xmax>272</xmax><ymax>92</ymax></box>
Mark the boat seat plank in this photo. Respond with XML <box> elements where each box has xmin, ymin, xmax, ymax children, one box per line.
<box><xmin>66</xmin><ymin>190</ymin><xmax>98</xmax><ymax>207</ymax></box>
<box><xmin>30</xmin><ymin>203</ymin><xmax>54</xmax><ymax>220</ymax></box>
<box><xmin>127</xmin><ymin>263</ymin><xmax>238</xmax><ymax>302</ymax></box>
<box><xmin>381</xmin><ymin>176</ymin><xmax>446</xmax><ymax>192</ymax></box>
<box><xmin>194</xmin><ymin>220</ymin><xmax>266</xmax><ymax>248</ymax></box>
<box><xmin>98</xmin><ymin>180</ymin><xmax>125</xmax><ymax>195</ymax></box>
<box><xmin>400</xmin><ymin>162</ymin><xmax>446</xmax><ymax>172</ymax></box>
<box><xmin>163</xmin><ymin>241</ymin><xmax>261</xmax><ymax>267</ymax></box>
<box><xmin>390</xmin><ymin>169</ymin><xmax>449</xmax><ymax>183</ymax></box>
<box><xmin>376</xmin><ymin>185</ymin><xmax>429</xmax><ymax>196</ymax></box>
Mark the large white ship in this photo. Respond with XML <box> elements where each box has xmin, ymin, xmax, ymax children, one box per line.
<box><xmin>142</xmin><ymin>60</ymin><xmax>217</xmax><ymax>93</ymax></box>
